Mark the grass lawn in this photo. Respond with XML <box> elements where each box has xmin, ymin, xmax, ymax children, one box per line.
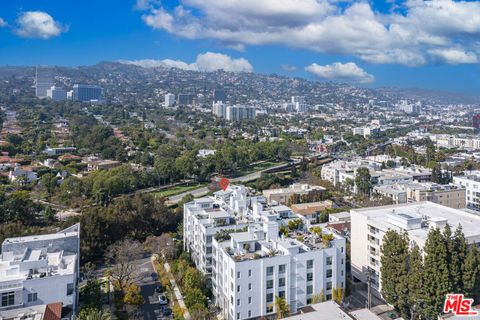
<box><xmin>153</xmin><ymin>184</ymin><xmax>206</xmax><ymax>198</ymax></box>
<box><xmin>234</xmin><ymin>160</ymin><xmax>287</xmax><ymax>177</ymax></box>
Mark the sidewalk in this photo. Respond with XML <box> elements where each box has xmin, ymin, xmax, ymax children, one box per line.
<box><xmin>152</xmin><ymin>260</ymin><xmax>191</xmax><ymax>320</ymax></box>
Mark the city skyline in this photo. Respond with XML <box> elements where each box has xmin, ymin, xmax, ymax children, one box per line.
<box><xmin>0</xmin><ymin>0</ymin><xmax>480</xmax><ymax>95</ymax></box>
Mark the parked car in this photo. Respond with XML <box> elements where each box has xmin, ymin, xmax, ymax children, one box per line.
<box><xmin>155</xmin><ymin>285</ymin><xmax>163</xmax><ymax>293</ymax></box>
<box><xmin>158</xmin><ymin>294</ymin><xmax>168</xmax><ymax>305</ymax></box>
<box><xmin>161</xmin><ymin>306</ymin><xmax>172</xmax><ymax>316</ymax></box>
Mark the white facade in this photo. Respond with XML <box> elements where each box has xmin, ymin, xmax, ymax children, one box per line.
<box><xmin>35</xmin><ymin>67</ymin><xmax>54</xmax><ymax>98</ymax></box>
<box><xmin>350</xmin><ymin>202</ymin><xmax>480</xmax><ymax>295</ymax></box>
<box><xmin>225</xmin><ymin>105</ymin><xmax>256</xmax><ymax>122</ymax></box>
<box><xmin>47</xmin><ymin>86</ymin><xmax>67</xmax><ymax>101</ymax></box>
<box><xmin>213</xmin><ymin>101</ymin><xmax>227</xmax><ymax>118</ymax></box>
<box><xmin>0</xmin><ymin>224</ymin><xmax>80</xmax><ymax>313</ymax></box>
<box><xmin>291</xmin><ymin>96</ymin><xmax>307</xmax><ymax>113</ymax></box>
<box><xmin>453</xmin><ymin>173</ymin><xmax>480</xmax><ymax>211</ymax></box>
<box><xmin>164</xmin><ymin>93</ymin><xmax>175</xmax><ymax>107</ymax></box>
<box><xmin>184</xmin><ymin>185</ymin><xmax>346</xmax><ymax>320</ymax></box>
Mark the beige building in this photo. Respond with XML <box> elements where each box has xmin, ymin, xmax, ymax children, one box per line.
<box><xmin>290</xmin><ymin>200</ymin><xmax>334</xmax><ymax>224</ymax></box>
<box><xmin>262</xmin><ymin>183</ymin><xmax>326</xmax><ymax>204</ymax></box>
<box><xmin>406</xmin><ymin>183</ymin><xmax>465</xmax><ymax>209</ymax></box>
<box><xmin>373</xmin><ymin>182</ymin><xmax>466</xmax><ymax>209</ymax></box>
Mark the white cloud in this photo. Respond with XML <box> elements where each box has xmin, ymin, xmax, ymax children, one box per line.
<box><xmin>120</xmin><ymin>52</ymin><xmax>253</xmax><ymax>72</ymax></box>
<box><xmin>305</xmin><ymin>62</ymin><xmax>375</xmax><ymax>83</ymax></box>
<box><xmin>281</xmin><ymin>64</ymin><xmax>297</xmax><ymax>72</ymax></box>
<box><xmin>15</xmin><ymin>11</ymin><xmax>66</xmax><ymax>39</ymax></box>
<box><xmin>138</xmin><ymin>0</ymin><xmax>480</xmax><ymax>66</ymax></box>
<box><xmin>0</xmin><ymin>18</ymin><xmax>7</xmax><ymax>27</ymax></box>
<box><xmin>428</xmin><ymin>48</ymin><xmax>478</xmax><ymax>65</ymax></box>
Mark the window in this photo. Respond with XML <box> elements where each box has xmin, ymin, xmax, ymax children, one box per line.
<box><xmin>266</xmin><ymin>293</ymin><xmax>274</xmax><ymax>303</ymax></box>
<box><xmin>237</xmin><ymin>285</ymin><xmax>240</xmax><ymax>292</ymax></box>
<box><xmin>326</xmin><ymin>281</ymin><xmax>332</xmax><ymax>290</ymax></box>
<box><xmin>307</xmin><ymin>285</ymin><xmax>313</xmax><ymax>295</ymax></box>
<box><xmin>279</xmin><ymin>278</ymin><xmax>286</xmax><ymax>287</ymax></box>
<box><xmin>206</xmin><ymin>247</ymin><xmax>213</xmax><ymax>254</ymax></box>
<box><xmin>67</xmin><ymin>283</ymin><xmax>74</xmax><ymax>296</ymax></box>
<box><xmin>248</xmin><ymin>297</ymin><xmax>252</xmax><ymax>304</ymax></box>
<box><xmin>326</xmin><ymin>256</ymin><xmax>332</xmax><ymax>265</ymax></box>
<box><xmin>237</xmin><ymin>299</ymin><xmax>240</xmax><ymax>306</ymax></box>
<box><xmin>248</xmin><ymin>283</ymin><xmax>252</xmax><ymax>290</ymax></box>
<box><xmin>248</xmin><ymin>269</ymin><xmax>252</xmax><ymax>277</ymax></box>
<box><xmin>231</xmin><ymin>269</ymin><xmax>234</xmax><ymax>278</ymax></box>
<box><xmin>267</xmin><ymin>266</ymin><xmax>274</xmax><ymax>276</ymax></box>
<box><xmin>237</xmin><ymin>313</ymin><xmax>240</xmax><ymax>320</ymax></box>
<box><xmin>237</xmin><ymin>271</ymin><xmax>241</xmax><ymax>279</ymax></box>
<box><xmin>1</xmin><ymin>292</ymin><xmax>15</xmax><ymax>307</ymax></box>
<box><xmin>267</xmin><ymin>279</ymin><xmax>274</xmax><ymax>289</ymax></box>
<box><xmin>307</xmin><ymin>272</ymin><xmax>313</xmax><ymax>281</ymax></box>
<box><xmin>326</xmin><ymin>269</ymin><xmax>332</xmax><ymax>278</ymax></box>
<box><xmin>326</xmin><ymin>294</ymin><xmax>332</xmax><ymax>300</ymax></box>
<box><xmin>279</xmin><ymin>264</ymin><xmax>286</xmax><ymax>274</ymax></box>
<box><xmin>27</xmin><ymin>293</ymin><xmax>37</xmax><ymax>302</ymax></box>
<box><xmin>279</xmin><ymin>291</ymin><xmax>285</xmax><ymax>298</ymax></box>
<box><xmin>306</xmin><ymin>260</ymin><xmax>313</xmax><ymax>269</ymax></box>
<box><xmin>341</xmin><ymin>258</ymin><xmax>344</xmax><ymax>265</ymax></box>
<box><xmin>267</xmin><ymin>304</ymin><xmax>274</xmax><ymax>313</ymax></box>
<box><xmin>248</xmin><ymin>311</ymin><xmax>252</xmax><ymax>317</ymax></box>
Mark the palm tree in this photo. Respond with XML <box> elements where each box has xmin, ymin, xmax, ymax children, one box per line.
<box><xmin>275</xmin><ymin>296</ymin><xmax>290</xmax><ymax>319</ymax></box>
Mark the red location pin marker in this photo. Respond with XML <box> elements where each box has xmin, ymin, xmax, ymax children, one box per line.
<box><xmin>219</xmin><ymin>177</ymin><xmax>230</xmax><ymax>191</ymax></box>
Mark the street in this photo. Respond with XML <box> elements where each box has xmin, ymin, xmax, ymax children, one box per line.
<box><xmin>137</xmin><ymin>258</ymin><xmax>173</xmax><ymax>320</ymax></box>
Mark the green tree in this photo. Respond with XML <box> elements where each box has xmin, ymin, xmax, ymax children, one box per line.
<box><xmin>407</xmin><ymin>245</ymin><xmax>424</xmax><ymax>320</ymax></box>
<box><xmin>184</xmin><ymin>287</ymin><xmax>207</xmax><ymax>309</ymax></box>
<box><xmin>78</xmin><ymin>307</ymin><xmax>112</xmax><ymax>320</ymax></box>
<box><xmin>123</xmin><ymin>284</ymin><xmax>144</xmax><ymax>305</ymax></box>
<box><xmin>274</xmin><ymin>296</ymin><xmax>290</xmax><ymax>319</ymax></box>
<box><xmin>463</xmin><ymin>244</ymin><xmax>480</xmax><ymax>299</ymax></box>
<box><xmin>355</xmin><ymin>167</ymin><xmax>371</xmax><ymax>195</ymax></box>
<box><xmin>380</xmin><ymin>231</ymin><xmax>409</xmax><ymax>316</ymax></box>
<box><xmin>421</xmin><ymin>228</ymin><xmax>451</xmax><ymax>319</ymax></box>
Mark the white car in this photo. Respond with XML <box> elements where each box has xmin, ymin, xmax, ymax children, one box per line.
<box><xmin>158</xmin><ymin>294</ymin><xmax>168</xmax><ymax>305</ymax></box>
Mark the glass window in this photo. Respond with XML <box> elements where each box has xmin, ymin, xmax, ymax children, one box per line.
<box><xmin>326</xmin><ymin>256</ymin><xmax>332</xmax><ymax>265</ymax></box>
<box><xmin>27</xmin><ymin>293</ymin><xmax>37</xmax><ymax>302</ymax></box>
<box><xmin>248</xmin><ymin>283</ymin><xmax>252</xmax><ymax>290</ymax></box>
<box><xmin>236</xmin><ymin>313</ymin><xmax>240</xmax><ymax>320</ymax></box>
<box><xmin>307</xmin><ymin>272</ymin><xmax>313</xmax><ymax>281</ymax></box>
<box><xmin>248</xmin><ymin>311</ymin><xmax>251</xmax><ymax>317</ymax></box>
<box><xmin>237</xmin><ymin>271</ymin><xmax>241</xmax><ymax>279</ymax></box>
<box><xmin>279</xmin><ymin>278</ymin><xmax>286</xmax><ymax>287</ymax></box>
<box><xmin>1</xmin><ymin>292</ymin><xmax>15</xmax><ymax>307</ymax></box>
<box><xmin>237</xmin><ymin>299</ymin><xmax>240</xmax><ymax>306</ymax></box>
<box><xmin>266</xmin><ymin>293</ymin><xmax>274</xmax><ymax>303</ymax></box>
<box><xmin>279</xmin><ymin>291</ymin><xmax>285</xmax><ymax>298</ymax></box>
<box><xmin>307</xmin><ymin>260</ymin><xmax>313</xmax><ymax>269</ymax></box>
<box><xmin>326</xmin><ymin>269</ymin><xmax>332</xmax><ymax>278</ymax></box>
<box><xmin>267</xmin><ymin>279</ymin><xmax>274</xmax><ymax>289</ymax></box>
<box><xmin>326</xmin><ymin>281</ymin><xmax>332</xmax><ymax>290</ymax></box>
<box><xmin>248</xmin><ymin>269</ymin><xmax>252</xmax><ymax>277</ymax></box>
<box><xmin>67</xmin><ymin>283</ymin><xmax>74</xmax><ymax>296</ymax></box>
<box><xmin>279</xmin><ymin>264</ymin><xmax>286</xmax><ymax>274</ymax></box>
<box><xmin>307</xmin><ymin>285</ymin><xmax>313</xmax><ymax>295</ymax></box>
<box><xmin>267</xmin><ymin>266</ymin><xmax>274</xmax><ymax>276</ymax></box>
<box><xmin>248</xmin><ymin>297</ymin><xmax>252</xmax><ymax>304</ymax></box>
<box><xmin>237</xmin><ymin>285</ymin><xmax>240</xmax><ymax>292</ymax></box>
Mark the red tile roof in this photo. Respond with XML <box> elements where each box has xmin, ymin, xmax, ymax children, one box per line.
<box><xmin>44</xmin><ymin>302</ymin><xmax>62</xmax><ymax>320</ymax></box>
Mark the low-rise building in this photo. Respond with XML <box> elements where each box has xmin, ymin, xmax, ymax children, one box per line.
<box><xmin>262</xmin><ymin>184</ymin><xmax>326</xmax><ymax>205</ymax></box>
<box><xmin>0</xmin><ymin>224</ymin><xmax>80</xmax><ymax>314</ymax></box>
<box><xmin>290</xmin><ymin>200</ymin><xmax>334</xmax><ymax>225</ymax></box>
<box><xmin>86</xmin><ymin>159</ymin><xmax>122</xmax><ymax>171</ymax></box>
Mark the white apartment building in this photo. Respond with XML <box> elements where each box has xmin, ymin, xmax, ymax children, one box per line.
<box><xmin>453</xmin><ymin>172</ymin><xmax>480</xmax><ymax>211</ymax></box>
<box><xmin>0</xmin><ymin>224</ymin><xmax>80</xmax><ymax>314</ymax></box>
<box><xmin>213</xmin><ymin>101</ymin><xmax>227</xmax><ymax>118</ymax></box>
<box><xmin>262</xmin><ymin>184</ymin><xmax>326</xmax><ymax>205</ymax></box>
<box><xmin>226</xmin><ymin>105</ymin><xmax>256</xmax><ymax>122</ymax></box>
<box><xmin>184</xmin><ymin>185</ymin><xmax>346</xmax><ymax>320</ymax></box>
<box><xmin>47</xmin><ymin>86</ymin><xmax>67</xmax><ymax>101</ymax></box>
<box><xmin>164</xmin><ymin>93</ymin><xmax>175</xmax><ymax>107</ymax></box>
<box><xmin>352</xmin><ymin>126</ymin><xmax>380</xmax><ymax>138</ymax></box>
<box><xmin>291</xmin><ymin>96</ymin><xmax>307</xmax><ymax>113</ymax></box>
<box><xmin>351</xmin><ymin>202</ymin><xmax>480</xmax><ymax>295</ymax></box>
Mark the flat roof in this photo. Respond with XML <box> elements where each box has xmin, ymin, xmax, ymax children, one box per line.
<box><xmin>352</xmin><ymin>202</ymin><xmax>480</xmax><ymax>242</ymax></box>
<box><xmin>284</xmin><ymin>301</ymin><xmax>352</xmax><ymax>320</ymax></box>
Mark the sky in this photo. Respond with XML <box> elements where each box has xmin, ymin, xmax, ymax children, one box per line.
<box><xmin>1</xmin><ymin>0</ymin><xmax>480</xmax><ymax>95</ymax></box>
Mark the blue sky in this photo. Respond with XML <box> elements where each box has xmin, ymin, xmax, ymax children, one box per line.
<box><xmin>1</xmin><ymin>0</ymin><xmax>480</xmax><ymax>95</ymax></box>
